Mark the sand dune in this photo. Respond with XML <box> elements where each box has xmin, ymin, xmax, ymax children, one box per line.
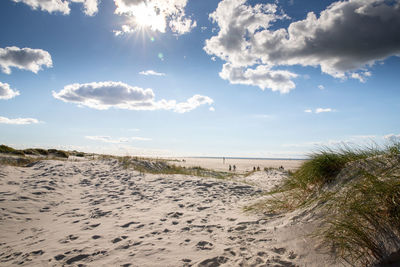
<box><xmin>0</xmin><ymin>158</ymin><xmax>340</xmax><ymax>266</ymax></box>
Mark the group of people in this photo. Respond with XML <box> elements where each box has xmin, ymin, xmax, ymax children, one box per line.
<box><xmin>222</xmin><ymin>157</ymin><xmax>284</xmax><ymax>172</ymax></box>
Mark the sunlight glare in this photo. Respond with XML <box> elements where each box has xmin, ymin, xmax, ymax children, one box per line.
<box><xmin>133</xmin><ymin>3</ymin><xmax>166</xmax><ymax>32</ymax></box>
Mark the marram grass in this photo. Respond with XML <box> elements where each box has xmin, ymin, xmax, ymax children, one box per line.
<box><xmin>247</xmin><ymin>143</ymin><xmax>400</xmax><ymax>266</ymax></box>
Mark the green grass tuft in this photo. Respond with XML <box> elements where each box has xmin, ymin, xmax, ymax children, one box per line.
<box><xmin>247</xmin><ymin>142</ymin><xmax>400</xmax><ymax>265</ymax></box>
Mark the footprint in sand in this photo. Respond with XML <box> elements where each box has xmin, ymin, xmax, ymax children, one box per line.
<box><xmin>196</xmin><ymin>241</ymin><xmax>214</xmax><ymax>250</ymax></box>
<box><xmin>120</xmin><ymin>221</ymin><xmax>139</xmax><ymax>228</ymax></box>
<box><xmin>59</xmin><ymin>234</ymin><xmax>79</xmax><ymax>244</ymax></box>
<box><xmin>271</xmin><ymin>247</ymin><xmax>286</xmax><ymax>255</ymax></box>
<box><xmin>198</xmin><ymin>256</ymin><xmax>229</xmax><ymax>267</ymax></box>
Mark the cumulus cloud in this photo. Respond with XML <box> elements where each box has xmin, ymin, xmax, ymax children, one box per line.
<box><xmin>85</xmin><ymin>135</ymin><xmax>151</xmax><ymax>143</ymax></box>
<box><xmin>114</xmin><ymin>0</ymin><xmax>196</xmax><ymax>35</ymax></box>
<box><xmin>318</xmin><ymin>85</ymin><xmax>325</xmax><ymax>90</ymax></box>
<box><xmin>11</xmin><ymin>0</ymin><xmax>70</xmax><ymax>14</ymax></box>
<box><xmin>53</xmin><ymin>81</ymin><xmax>213</xmax><ymax>113</ymax></box>
<box><xmin>139</xmin><ymin>70</ymin><xmax>166</xmax><ymax>76</ymax></box>
<box><xmin>0</xmin><ymin>116</ymin><xmax>40</xmax><ymax>125</ymax></box>
<box><xmin>11</xmin><ymin>0</ymin><xmax>99</xmax><ymax>16</ymax></box>
<box><xmin>0</xmin><ymin>46</ymin><xmax>52</xmax><ymax>74</ymax></box>
<box><xmin>209</xmin><ymin>107</ymin><xmax>215</xmax><ymax>112</ymax></box>
<box><xmin>205</xmin><ymin>0</ymin><xmax>400</xmax><ymax>92</ymax></box>
<box><xmin>304</xmin><ymin>109</ymin><xmax>312</xmax><ymax>113</ymax></box>
<box><xmin>0</xmin><ymin>82</ymin><xmax>20</xmax><ymax>100</ymax></box>
<box><xmin>219</xmin><ymin>63</ymin><xmax>297</xmax><ymax>93</ymax></box>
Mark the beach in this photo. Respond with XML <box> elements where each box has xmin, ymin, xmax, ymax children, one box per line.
<box><xmin>169</xmin><ymin>157</ymin><xmax>305</xmax><ymax>173</ymax></box>
<box><xmin>0</xmin><ymin>156</ymin><xmax>342</xmax><ymax>267</ymax></box>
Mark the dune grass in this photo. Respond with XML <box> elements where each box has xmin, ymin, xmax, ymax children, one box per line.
<box><xmin>23</xmin><ymin>148</ymin><xmax>49</xmax><ymax>156</ymax></box>
<box><xmin>0</xmin><ymin>144</ymin><xmax>72</xmax><ymax>158</ymax></box>
<box><xmin>116</xmin><ymin>156</ymin><xmax>233</xmax><ymax>179</ymax></box>
<box><xmin>0</xmin><ymin>155</ymin><xmax>43</xmax><ymax>167</ymax></box>
<box><xmin>0</xmin><ymin>144</ymin><xmax>25</xmax><ymax>156</ymax></box>
<box><xmin>246</xmin><ymin>143</ymin><xmax>400</xmax><ymax>265</ymax></box>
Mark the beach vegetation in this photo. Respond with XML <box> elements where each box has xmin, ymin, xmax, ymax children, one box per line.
<box><xmin>117</xmin><ymin>156</ymin><xmax>233</xmax><ymax>179</ymax></box>
<box><xmin>0</xmin><ymin>144</ymin><xmax>25</xmax><ymax>155</ymax></box>
<box><xmin>47</xmin><ymin>149</ymin><xmax>69</xmax><ymax>158</ymax></box>
<box><xmin>246</xmin><ymin>142</ymin><xmax>400</xmax><ymax>266</ymax></box>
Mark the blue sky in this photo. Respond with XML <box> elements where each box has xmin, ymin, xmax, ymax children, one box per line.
<box><xmin>0</xmin><ymin>0</ymin><xmax>399</xmax><ymax>158</ymax></box>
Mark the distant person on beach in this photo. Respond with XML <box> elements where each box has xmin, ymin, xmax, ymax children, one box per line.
<box><xmin>229</xmin><ymin>165</ymin><xmax>231</xmax><ymax>171</ymax></box>
<box><xmin>253</xmin><ymin>166</ymin><xmax>256</xmax><ymax>171</ymax></box>
<box><xmin>233</xmin><ymin>165</ymin><xmax>236</xmax><ymax>171</ymax></box>
<box><xmin>257</xmin><ymin>166</ymin><xmax>260</xmax><ymax>171</ymax></box>
<box><xmin>223</xmin><ymin>157</ymin><xmax>225</xmax><ymax>164</ymax></box>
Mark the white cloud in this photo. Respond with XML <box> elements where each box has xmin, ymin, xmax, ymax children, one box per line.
<box><xmin>315</xmin><ymin>108</ymin><xmax>333</xmax><ymax>114</ymax></box>
<box><xmin>139</xmin><ymin>70</ymin><xmax>166</xmax><ymax>76</ymax></box>
<box><xmin>351</xmin><ymin>71</ymin><xmax>371</xmax><ymax>83</ymax></box>
<box><xmin>0</xmin><ymin>46</ymin><xmax>52</xmax><ymax>74</ymax></box>
<box><xmin>205</xmin><ymin>0</ymin><xmax>400</xmax><ymax>92</ymax></box>
<box><xmin>0</xmin><ymin>116</ymin><xmax>40</xmax><ymax>125</ymax></box>
<box><xmin>85</xmin><ymin>135</ymin><xmax>151</xmax><ymax>143</ymax></box>
<box><xmin>173</xmin><ymin>95</ymin><xmax>214</xmax><ymax>113</ymax></box>
<box><xmin>11</xmin><ymin>0</ymin><xmax>99</xmax><ymax>16</ymax></box>
<box><xmin>53</xmin><ymin>81</ymin><xmax>213</xmax><ymax>113</ymax></box>
<box><xmin>318</xmin><ymin>85</ymin><xmax>325</xmax><ymax>90</ymax></box>
<box><xmin>0</xmin><ymin>82</ymin><xmax>20</xmax><ymax>100</ymax></box>
<box><xmin>209</xmin><ymin>107</ymin><xmax>215</xmax><ymax>112</ymax></box>
<box><xmin>211</xmin><ymin>56</ymin><xmax>216</xmax><ymax>62</ymax></box>
<box><xmin>219</xmin><ymin>63</ymin><xmax>297</xmax><ymax>93</ymax></box>
<box><xmin>12</xmin><ymin>0</ymin><xmax>70</xmax><ymax>14</ymax></box>
<box><xmin>85</xmin><ymin>136</ymin><xmax>129</xmax><ymax>143</ymax></box>
<box><xmin>305</xmin><ymin>108</ymin><xmax>334</xmax><ymax>113</ymax></box>
<box><xmin>201</xmin><ymin>26</ymin><xmax>207</xmax><ymax>32</ymax></box>
<box><xmin>114</xmin><ymin>0</ymin><xmax>196</xmax><ymax>35</ymax></box>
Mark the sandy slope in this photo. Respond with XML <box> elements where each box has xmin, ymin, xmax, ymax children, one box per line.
<box><xmin>0</xmin><ymin>159</ymin><xmax>340</xmax><ymax>267</ymax></box>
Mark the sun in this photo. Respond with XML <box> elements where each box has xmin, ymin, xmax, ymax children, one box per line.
<box><xmin>133</xmin><ymin>3</ymin><xmax>166</xmax><ymax>33</ymax></box>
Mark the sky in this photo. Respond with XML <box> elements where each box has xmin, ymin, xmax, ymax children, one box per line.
<box><xmin>0</xmin><ymin>0</ymin><xmax>400</xmax><ymax>158</ymax></box>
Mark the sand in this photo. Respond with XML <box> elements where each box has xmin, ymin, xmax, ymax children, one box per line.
<box><xmin>0</xmin><ymin>157</ymin><xmax>342</xmax><ymax>266</ymax></box>
<box><xmin>169</xmin><ymin>158</ymin><xmax>304</xmax><ymax>174</ymax></box>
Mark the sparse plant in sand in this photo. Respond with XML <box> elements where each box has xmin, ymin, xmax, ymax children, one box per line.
<box><xmin>247</xmin><ymin>142</ymin><xmax>400</xmax><ymax>266</ymax></box>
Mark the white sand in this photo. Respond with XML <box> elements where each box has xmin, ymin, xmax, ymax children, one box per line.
<box><xmin>0</xmin><ymin>158</ymin><xmax>342</xmax><ymax>266</ymax></box>
<box><xmin>169</xmin><ymin>157</ymin><xmax>304</xmax><ymax>173</ymax></box>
